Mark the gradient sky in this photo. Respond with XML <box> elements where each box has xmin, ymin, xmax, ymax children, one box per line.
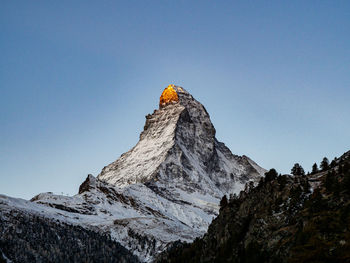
<box><xmin>1</xmin><ymin>1</ymin><xmax>349</xmax><ymax>199</ymax></box>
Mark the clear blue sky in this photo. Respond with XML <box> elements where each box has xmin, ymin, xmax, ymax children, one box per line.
<box><xmin>1</xmin><ymin>1</ymin><xmax>349</xmax><ymax>199</ymax></box>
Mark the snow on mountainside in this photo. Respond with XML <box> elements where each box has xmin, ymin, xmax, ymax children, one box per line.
<box><xmin>0</xmin><ymin>85</ymin><xmax>266</xmax><ymax>262</ymax></box>
<box><xmin>99</xmin><ymin>86</ymin><xmax>263</xmax><ymax>196</ymax></box>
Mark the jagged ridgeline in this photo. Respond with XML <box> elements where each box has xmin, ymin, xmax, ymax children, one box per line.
<box><xmin>0</xmin><ymin>85</ymin><xmax>265</xmax><ymax>262</ymax></box>
<box><xmin>156</xmin><ymin>151</ymin><xmax>350</xmax><ymax>263</ymax></box>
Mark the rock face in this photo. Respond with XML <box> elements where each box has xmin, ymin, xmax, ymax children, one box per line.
<box><xmin>99</xmin><ymin>85</ymin><xmax>263</xmax><ymax>195</ymax></box>
<box><xmin>0</xmin><ymin>86</ymin><xmax>265</xmax><ymax>262</ymax></box>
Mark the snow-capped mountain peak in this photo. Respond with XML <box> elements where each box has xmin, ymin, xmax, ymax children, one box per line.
<box><xmin>1</xmin><ymin>85</ymin><xmax>266</xmax><ymax>262</ymax></box>
<box><xmin>98</xmin><ymin>85</ymin><xmax>262</xmax><ymax>196</ymax></box>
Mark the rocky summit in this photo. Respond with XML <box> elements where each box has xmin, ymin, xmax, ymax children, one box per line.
<box><xmin>0</xmin><ymin>86</ymin><xmax>265</xmax><ymax>262</ymax></box>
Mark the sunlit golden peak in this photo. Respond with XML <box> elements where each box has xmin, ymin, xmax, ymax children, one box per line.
<box><xmin>159</xmin><ymin>85</ymin><xmax>179</xmax><ymax>108</ymax></box>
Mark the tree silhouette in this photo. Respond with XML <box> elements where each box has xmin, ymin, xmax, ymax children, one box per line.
<box><xmin>265</xmin><ymin>169</ymin><xmax>278</xmax><ymax>182</ymax></box>
<box><xmin>320</xmin><ymin>157</ymin><xmax>329</xmax><ymax>171</ymax></box>
<box><xmin>311</xmin><ymin>163</ymin><xmax>319</xmax><ymax>174</ymax></box>
<box><xmin>220</xmin><ymin>195</ymin><xmax>228</xmax><ymax>208</ymax></box>
<box><xmin>291</xmin><ymin>163</ymin><xmax>305</xmax><ymax>176</ymax></box>
<box><xmin>330</xmin><ymin>158</ymin><xmax>337</xmax><ymax>168</ymax></box>
<box><xmin>324</xmin><ymin>171</ymin><xmax>335</xmax><ymax>192</ymax></box>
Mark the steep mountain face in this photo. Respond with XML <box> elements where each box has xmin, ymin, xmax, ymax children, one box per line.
<box><xmin>158</xmin><ymin>151</ymin><xmax>350</xmax><ymax>263</ymax></box>
<box><xmin>98</xmin><ymin>85</ymin><xmax>263</xmax><ymax>195</ymax></box>
<box><xmin>0</xmin><ymin>85</ymin><xmax>265</xmax><ymax>262</ymax></box>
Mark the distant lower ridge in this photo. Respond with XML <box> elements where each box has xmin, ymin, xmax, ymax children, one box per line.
<box><xmin>0</xmin><ymin>208</ymin><xmax>139</xmax><ymax>263</ymax></box>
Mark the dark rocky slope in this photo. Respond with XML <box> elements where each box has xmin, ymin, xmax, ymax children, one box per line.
<box><xmin>157</xmin><ymin>151</ymin><xmax>350</xmax><ymax>263</ymax></box>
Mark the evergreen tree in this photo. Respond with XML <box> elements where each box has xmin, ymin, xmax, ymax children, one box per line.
<box><xmin>265</xmin><ymin>169</ymin><xmax>278</xmax><ymax>182</ymax></box>
<box><xmin>311</xmin><ymin>163</ymin><xmax>319</xmax><ymax>174</ymax></box>
<box><xmin>301</xmin><ymin>177</ymin><xmax>311</xmax><ymax>193</ymax></box>
<box><xmin>310</xmin><ymin>188</ymin><xmax>324</xmax><ymax>212</ymax></box>
<box><xmin>330</xmin><ymin>158</ymin><xmax>337</xmax><ymax>168</ymax></box>
<box><xmin>291</xmin><ymin>163</ymin><xmax>305</xmax><ymax>176</ymax></box>
<box><xmin>277</xmin><ymin>175</ymin><xmax>288</xmax><ymax>190</ymax></box>
<box><xmin>220</xmin><ymin>195</ymin><xmax>228</xmax><ymax>208</ymax></box>
<box><xmin>320</xmin><ymin>157</ymin><xmax>329</xmax><ymax>171</ymax></box>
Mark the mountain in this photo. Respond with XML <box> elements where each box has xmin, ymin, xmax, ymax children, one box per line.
<box><xmin>157</xmin><ymin>151</ymin><xmax>350</xmax><ymax>263</ymax></box>
<box><xmin>0</xmin><ymin>85</ymin><xmax>265</xmax><ymax>262</ymax></box>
